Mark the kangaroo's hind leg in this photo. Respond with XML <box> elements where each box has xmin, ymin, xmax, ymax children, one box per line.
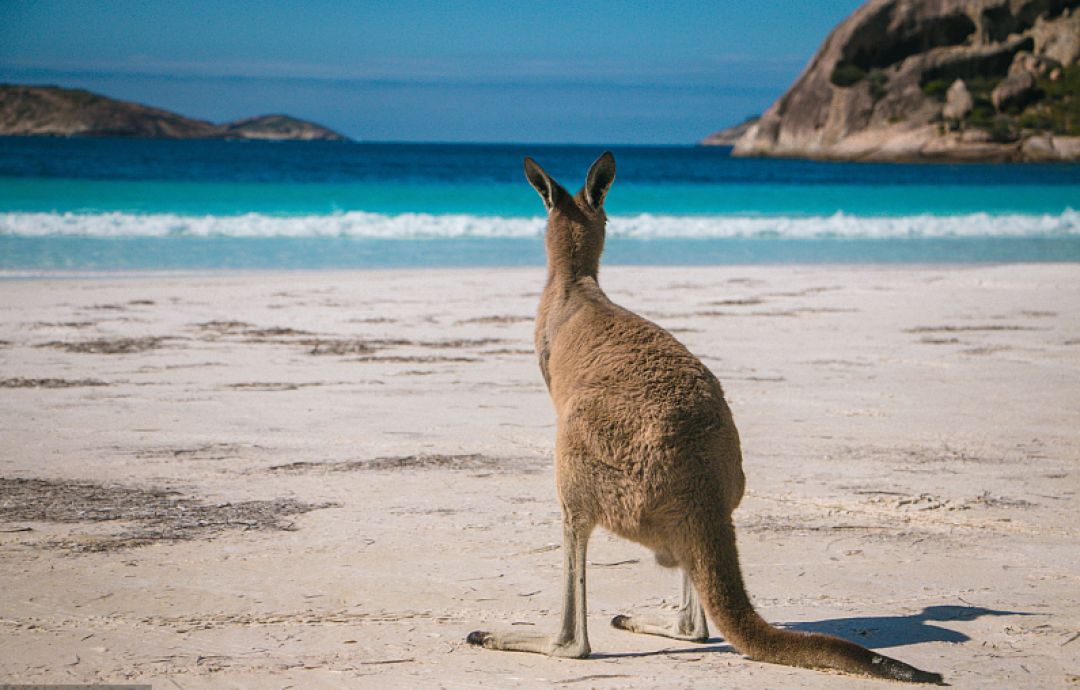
<box><xmin>611</xmin><ymin>559</ymin><xmax>710</xmax><ymax>643</ymax></box>
<box><xmin>466</xmin><ymin>513</ymin><xmax>593</xmax><ymax>658</ymax></box>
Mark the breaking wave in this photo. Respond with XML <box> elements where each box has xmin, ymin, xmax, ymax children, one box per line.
<box><xmin>2</xmin><ymin>209</ymin><xmax>1078</xmax><ymax>239</ymax></box>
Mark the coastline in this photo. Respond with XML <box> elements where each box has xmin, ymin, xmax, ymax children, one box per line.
<box><xmin>2</xmin><ymin>264</ymin><xmax>1078</xmax><ymax>688</ymax></box>
<box><xmin>5</xmin><ymin>235</ymin><xmax>1080</xmax><ymax>271</ymax></box>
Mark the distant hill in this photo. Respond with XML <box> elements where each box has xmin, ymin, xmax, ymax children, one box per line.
<box><xmin>0</xmin><ymin>84</ymin><xmax>349</xmax><ymax>141</ymax></box>
<box><xmin>721</xmin><ymin>0</ymin><xmax>1080</xmax><ymax>162</ymax></box>
<box><xmin>700</xmin><ymin>116</ymin><xmax>760</xmax><ymax>146</ymax></box>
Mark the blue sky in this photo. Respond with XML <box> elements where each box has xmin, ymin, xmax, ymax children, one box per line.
<box><xmin>0</xmin><ymin>0</ymin><xmax>863</xmax><ymax>144</ymax></box>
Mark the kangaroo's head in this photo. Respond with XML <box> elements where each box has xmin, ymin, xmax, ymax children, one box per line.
<box><xmin>524</xmin><ymin>152</ymin><xmax>616</xmax><ymax>280</ymax></box>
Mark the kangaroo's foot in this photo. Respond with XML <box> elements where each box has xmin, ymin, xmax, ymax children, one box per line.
<box><xmin>611</xmin><ymin>569</ymin><xmax>710</xmax><ymax>643</ymax></box>
<box><xmin>466</xmin><ymin>630</ymin><xmax>590</xmax><ymax>658</ymax></box>
<box><xmin>610</xmin><ymin>613</ymin><xmax>709</xmax><ymax>643</ymax></box>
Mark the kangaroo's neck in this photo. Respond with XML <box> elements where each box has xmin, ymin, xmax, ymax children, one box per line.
<box><xmin>540</xmin><ymin>227</ymin><xmax>608</xmax><ymax>329</ymax></box>
<box><xmin>535</xmin><ymin>207</ymin><xmax>609</xmax><ymax>390</ymax></box>
<box><xmin>538</xmin><ymin>264</ymin><xmax>609</xmax><ymax>346</ymax></box>
<box><xmin>546</xmin><ymin>250</ymin><xmax>598</xmax><ymax>286</ymax></box>
<box><xmin>543</xmin><ymin>209</ymin><xmax>605</xmax><ymax>286</ymax></box>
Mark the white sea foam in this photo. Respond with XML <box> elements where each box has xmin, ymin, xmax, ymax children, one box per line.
<box><xmin>1</xmin><ymin>209</ymin><xmax>1078</xmax><ymax>239</ymax></box>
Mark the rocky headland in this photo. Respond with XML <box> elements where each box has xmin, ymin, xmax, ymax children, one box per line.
<box><xmin>712</xmin><ymin>0</ymin><xmax>1080</xmax><ymax>162</ymax></box>
<box><xmin>0</xmin><ymin>84</ymin><xmax>348</xmax><ymax>141</ymax></box>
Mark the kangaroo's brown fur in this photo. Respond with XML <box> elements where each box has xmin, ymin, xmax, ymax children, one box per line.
<box><xmin>466</xmin><ymin>152</ymin><xmax>943</xmax><ymax>684</ymax></box>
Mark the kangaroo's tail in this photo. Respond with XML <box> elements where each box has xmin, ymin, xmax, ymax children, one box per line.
<box><xmin>686</xmin><ymin>520</ymin><xmax>943</xmax><ymax>684</ymax></box>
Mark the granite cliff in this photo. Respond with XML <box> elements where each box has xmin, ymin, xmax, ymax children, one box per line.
<box><xmin>0</xmin><ymin>85</ymin><xmax>348</xmax><ymax>141</ymax></box>
<box><xmin>719</xmin><ymin>0</ymin><xmax>1080</xmax><ymax>162</ymax></box>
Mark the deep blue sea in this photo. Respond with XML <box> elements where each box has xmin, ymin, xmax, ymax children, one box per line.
<box><xmin>1</xmin><ymin>137</ymin><xmax>1079</xmax><ymax>270</ymax></box>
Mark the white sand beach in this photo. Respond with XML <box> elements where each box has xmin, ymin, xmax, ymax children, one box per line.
<box><xmin>1</xmin><ymin>264</ymin><xmax>1078</xmax><ymax>688</ymax></box>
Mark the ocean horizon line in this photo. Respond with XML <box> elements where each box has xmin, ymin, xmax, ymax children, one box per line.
<box><xmin>2</xmin><ymin>133</ymin><xmax>718</xmax><ymax>149</ymax></box>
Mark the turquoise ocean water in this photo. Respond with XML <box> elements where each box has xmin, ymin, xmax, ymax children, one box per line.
<box><xmin>1</xmin><ymin>138</ymin><xmax>1078</xmax><ymax>269</ymax></box>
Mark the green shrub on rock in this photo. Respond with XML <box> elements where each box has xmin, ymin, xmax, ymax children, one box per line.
<box><xmin>922</xmin><ymin>79</ymin><xmax>950</xmax><ymax>100</ymax></box>
<box><xmin>831</xmin><ymin>62</ymin><xmax>867</xmax><ymax>87</ymax></box>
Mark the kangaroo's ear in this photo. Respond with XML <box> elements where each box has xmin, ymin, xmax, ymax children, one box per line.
<box><xmin>584</xmin><ymin>151</ymin><xmax>616</xmax><ymax>210</ymax></box>
<box><xmin>524</xmin><ymin>156</ymin><xmax>561</xmax><ymax>211</ymax></box>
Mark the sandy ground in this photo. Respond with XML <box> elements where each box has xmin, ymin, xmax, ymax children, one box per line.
<box><xmin>1</xmin><ymin>264</ymin><xmax>1078</xmax><ymax>689</ymax></box>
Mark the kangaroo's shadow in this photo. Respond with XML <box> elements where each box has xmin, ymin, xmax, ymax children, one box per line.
<box><xmin>592</xmin><ymin>643</ymin><xmax>737</xmax><ymax>660</ymax></box>
<box><xmin>598</xmin><ymin>605</ymin><xmax>1030</xmax><ymax>660</ymax></box>
<box><xmin>781</xmin><ymin>605</ymin><xmax>1032</xmax><ymax>648</ymax></box>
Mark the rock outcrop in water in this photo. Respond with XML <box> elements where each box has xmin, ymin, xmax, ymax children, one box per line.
<box><xmin>719</xmin><ymin>0</ymin><xmax>1080</xmax><ymax>162</ymax></box>
<box><xmin>221</xmin><ymin>114</ymin><xmax>346</xmax><ymax>141</ymax></box>
<box><xmin>700</xmin><ymin>116</ymin><xmax>760</xmax><ymax>146</ymax></box>
<box><xmin>0</xmin><ymin>84</ymin><xmax>349</xmax><ymax>141</ymax></box>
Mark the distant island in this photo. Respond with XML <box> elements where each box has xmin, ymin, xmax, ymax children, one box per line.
<box><xmin>0</xmin><ymin>84</ymin><xmax>349</xmax><ymax>141</ymax></box>
<box><xmin>704</xmin><ymin>0</ymin><xmax>1079</xmax><ymax>162</ymax></box>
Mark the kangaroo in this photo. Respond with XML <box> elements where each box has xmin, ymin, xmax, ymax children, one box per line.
<box><xmin>466</xmin><ymin>152</ymin><xmax>943</xmax><ymax>684</ymax></box>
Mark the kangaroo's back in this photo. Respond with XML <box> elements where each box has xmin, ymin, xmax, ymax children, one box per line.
<box><xmin>541</xmin><ymin>280</ymin><xmax>726</xmax><ymax>425</ymax></box>
<box><xmin>538</xmin><ymin>274</ymin><xmax>746</xmax><ymax>520</ymax></box>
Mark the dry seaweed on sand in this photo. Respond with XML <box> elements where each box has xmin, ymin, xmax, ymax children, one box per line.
<box><xmin>243</xmin><ymin>326</ymin><xmax>313</xmax><ymax>337</ymax></box>
<box><xmin>268</xmin><ymin>453</ymin><xmax>519</xmax><ymax>473</ymax></box>
<box><xmin>0</xmin><ymin>377</ymin><xmax>110</xmax><ymax>388</ymax></box>
<box><xmin>0</xmin><ymin>478</ymin><xmax>332</xmax><ymax>552</ymax></box>
<box><xmin>306</xmin><ymin>338</ymin><xmax>383</xmax><ymax>355</ymax></box>
<box><xmin>905</xmin><ymin>325</ymin><xmax>1040</xmax><ymax>333</ymax></box>
<box><xmin>350</xmin><ymin>355</ymin><xmax>478</xmax><ymax>363</ymax></box>
<box><xmin>195</xmin><ymin>321</ymin><xmax>315</xmax><ymax>341</ymax></box>
<box><xmin>196</xmin><ymin>320</ymin><xmax>255</xmax><ymax>333</ymax></box>
<box><xmin>455</xmin><ymin>314</ymin><xmax>533</xmax><ymax>325</ymax></box>
<box><xmin>304</xmin><ymin>337</ymin><xmax>502</xmax><ymax>356</ymax></box>
<box><xmin>37</xmin><ymin>336</ymin><xmax>171</xmax><ymax>354</ymax></box>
